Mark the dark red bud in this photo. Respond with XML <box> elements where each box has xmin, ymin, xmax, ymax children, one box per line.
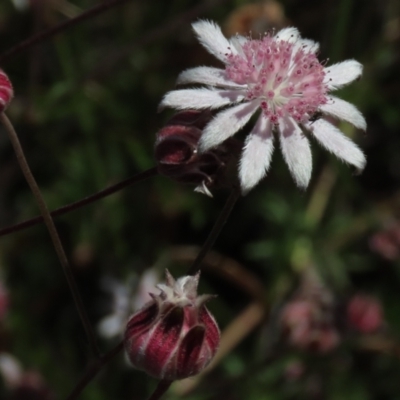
<box><xmin>124</xmin><ymin>271</ymin><xmax>220</xmax><ymax>380</ymax></box>
<box><xmin>0</xmin><ymin>70</ymin><xmax>13</xmax><ymax>113</ymax></box>
<box><xmin>155</xmin><ymin>110</ymin><xmax>240</xmax><ymax>195</ymax></box>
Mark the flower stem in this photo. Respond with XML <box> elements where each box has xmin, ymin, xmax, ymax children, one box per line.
<box><xmin>0</xmin><ymin>0</ymin><xmax>133</xmax><ymax>63</ymax></box>
<box><xmin>147</xmin><ymin>380</ymin><xmax>172</xmax><ymax>400</ymax></box>
<box><xmin>0</xmin><ymin>167</ymin><xmax>158</xmax><ymax>238</ymax></box>
<box><xmin>0</xmin><ymin>112</ymin><xmax>100</xmax><ymax>357</ymax></box>
<box><xmin>187</xmin><ymin>187</ymin><xmax>240</xmax><ymax>275</ymax></box>
<box><xmin>66</xmin><ymin>341</ymin><xmax>124</xmax><ymax>400</ymax></box>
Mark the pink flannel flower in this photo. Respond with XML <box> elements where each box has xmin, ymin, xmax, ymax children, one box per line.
<box><xmin>160</xmin><ymin>20</ymin><xmax>366</xmax><ymax>193</ymax></box>
<box><xmin>124</xmin><ymin>270</ymin><xmax>220</xmax><ymax>380</ymax></box>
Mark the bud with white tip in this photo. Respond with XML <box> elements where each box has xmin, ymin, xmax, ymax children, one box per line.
<box><xmin>124</xmin><ymin>270</ymin><xmax>220</xmax><ymax>380</ymax></box>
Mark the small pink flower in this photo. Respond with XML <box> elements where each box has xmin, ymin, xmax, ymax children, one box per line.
<box><xmin>160</xmin><ymin>21</ymin><xmax>366</xmax><ymax>193</ymax></box>
<box><xmin>347</xmin><ymin>294</ymin><xmax>383</xmax><ymax>333</ymax></box>
<box><xmin>280</xmin><ymin>271</ymin><xmax>340</xmax><ymax>353</ymax></box>
<box><xmin>0</xmin><ymin>70</ymin><xmax>13</xmax><ymax>113</ymax></box>
<box><xmin>124</xmin><ymin>270</ymin><xmax>220</xmax><ymax>380</ymax></box>
<box><xmin>280</xmin><ymin>299</ymin><xmax>340</xmax><ymax>353</ymax></box>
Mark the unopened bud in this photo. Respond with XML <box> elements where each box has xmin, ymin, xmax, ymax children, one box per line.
<box><xmin>155</xmin><ymin>110</ymin><xmax>240</xmax><ymax>196</ymax></box>
<box><xmin>124</xmin><ymin>270</ymin><xmax>220</xmax><ymax>380</ymax></box>
<box><xmin>346</xmin><ymin>294</ymin><xmax>383</xmax><ymax>333</ymax></box>
<box><xmin>0</xmin><ymin>70</ymin><xmax>13</xmax><ymax>112</ymax></box>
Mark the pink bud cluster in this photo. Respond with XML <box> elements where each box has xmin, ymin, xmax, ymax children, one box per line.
<box><xmin>124</xmin><ymin>271</ymin><xmax>220</xmax><ymax>380</ymax></box>
<box><xmin>280</xmin><ymin>298</ymin><xmax>340</xmax><ymax>353</ymax></box>
<box><xmin>280</xmin><ymin>271</ymin><xmax>340</xmax><ymax>353</ymax></box>
<box><xmin>0</xmin><ymin>70</ymin><xmax>13</xmax><ymax>112</ymax></box>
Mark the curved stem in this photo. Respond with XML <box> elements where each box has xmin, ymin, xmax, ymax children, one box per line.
<box><xmin>0</xmin><ymin>167</ymin><xmax>158</xmax><ymax>237</ymax></box>
<box><xmin>0</xmin><ymin>112</ymin><xmax>100</xmax><ymax>357</ymax></box>
<box><xmin>66</xmin><ymin>341</ymin><xmax>124</xmax><ymax>400</ymax></box>
<box><xmin>147</xmin><ymin>380</ymin><xmax>172</xmax><ymax>400</ymax></box>
<box><xmin>187</xmin><ymin>187</ymin><xmax>240</xmax><ymax>275</ymax></box>
<box><xmin>0</xmin><ymin>0</ymin><xmax>133</xmax><ymax>63</ymax></box>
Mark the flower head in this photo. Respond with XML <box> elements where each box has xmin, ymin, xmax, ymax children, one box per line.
<box><xmin>160</xmin><ymin>20</ymin><xmax>366</xmax><ymax>193</ymax></box>
<box><xmin>124</xmin><ymin>270</ymin><xmax>220</xmax><ymax>380</ymax></box>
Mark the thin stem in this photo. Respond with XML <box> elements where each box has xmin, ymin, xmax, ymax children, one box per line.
<box><xmin>0</xmin><ymin>167</ymin><xmax>158</xmax><ymax>238</ymax></box>
<box><xmin>66</xmin><ymin>341</ymin><xmax>124</xmax><ymax>400</ymax></box>
<box><xmin>187</xmin><ymin>187</ymin><xmax>241</xmax><ymax>276</ymax></box>
<box><xmin>0</xmin><ymin>112</ymin><xmax>100</xmax><ymax>357</ymax></box>
<box><xmin>0</xmin><ymin>0</ymin><xmax>133</xmax><ymax>63</ymax></box>
<box><xmin>147</xmin><ymin>380</ymin><xmax>172</xmax><ymax>400</ymax></box>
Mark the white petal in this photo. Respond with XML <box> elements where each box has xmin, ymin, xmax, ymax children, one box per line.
<box><xmin>324</xmin><ymin>60</ymin><xmax>363</xmax><ymax>90</ymax></box>
<box><xmin>300</xmin><ymin>38</ymin><xmax>320</xmax><ymax>53</ymax></box>
<box><xmin>279</xmin><ymin>117</ymin><xmax>312</xmax><ymax>188</ymax></box>
<box><xmin>192</xmin><ymin>20</ymin><xmax>237</xmax><ymax>63</ymax></box>
<box><xmin>177</xmin><ymin>67</ymin><xmax>245</xmax><ymax>88</ymax></box>
<box><xmin>320</xmin><ymin>96</ymin><xmax>366</xmax><ymax>130</ymax></box>
<box><xmin>199</xmin><ymin>101</ymin><xmax>259</xmax><ymax>151</ymax></box>
<box><xmin>159</xmin><ymin>88</ymin><xmax>245</xmax><ymax>111</ymax></box>
<box><xmin>239</xmin><ymin>115</ymin><xmax>274</xmax><ymax>193</ymax></box>
<box><xmin>230</xmin><ymin>35</ymin><xmax>248</xmax><ymax>54</ymax></box>
<box><xmin>275</xmin><ymin>27</ymin><xmax>300</xmax><ymax>43</ymax></box>
<box><xmin>305</xmin><ymin>119</ymin><xmax>366</xmax><ymax>172</ymax></box>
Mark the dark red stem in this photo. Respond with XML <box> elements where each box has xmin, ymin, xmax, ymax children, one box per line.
<box><xmin>0</xmin><ymin>0</ymin><xmax>133</xmax><ymax>63</ymax></box>
<box><xmin>147</xmin><ymin>380</ymin><xmax>173</xmax><ymax>400</ymax></box>
<box><xmin>66</xmin><ymin>341</ymin><xmax>124</xmax><ymax>400</ymax></box>
<box><xmin>187</xmin><ymin>187</ymin><xmax>240</xmax><ymax>275</ymax></box>
<box><xmin>0</xmin><ymin>167</ymin><xmax>158</xmax><ymax>237</ymax></box>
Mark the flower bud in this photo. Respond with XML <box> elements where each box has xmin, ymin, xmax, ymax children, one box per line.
<box><xmin>155</xmin><ymin>110</ymin><xmax>240</xmax><ymax>196</ymax></box>
<box><xmin>124</xmin><ymin>270</ymin><xmax>220</xmax><ymax>380</ymax></box>
<box><xmin>0</xmin><ymin>70</ymin><xmax>13</xmax><ymax>112</ymax></box>
<box><xmin>346</xmin><ymin>294</ymin><xmax>383</xmax><ymax>333</ymax></box>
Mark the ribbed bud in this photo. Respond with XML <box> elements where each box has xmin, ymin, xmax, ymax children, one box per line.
<box><xmin>0</xmin><ymin>70</ymin><xmax>13</xmax><ymax>112</ymax></box>
<box><xmin>155</xmin><ymin>110</ymin><xmax>239</xmax><ymax>196</ymax></box>
<box><xmin>124</xmin><ymin>270</ymin><xmax>220</xmax><ymax>380</ymax></box>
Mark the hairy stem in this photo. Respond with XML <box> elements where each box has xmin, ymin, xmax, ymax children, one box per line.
<box><xmin>0</xmin><ymin>112</ymin><xmax>100</xmax><ymax>357</ymax></box>
<box><xmin>0</xmin><ymin>167</ymin><xmax>158</xmax><ymax>237</ymax></box>
<box><xmin>187</xmin><ymin>187</ymin><xmax>240</xmax><ymax>275</ymax></box>
<box><xmin>66</xmin><ymin>341</ymin><xmax>124</xmax><ymax>400</ymax></box>
<box><xmin>0</xmin><ymin>0</ymin><xmax>133</xmax><ymax>63</ymax></box>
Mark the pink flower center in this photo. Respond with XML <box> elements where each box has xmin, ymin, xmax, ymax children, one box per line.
<box><xmin>225</xmin><ymin>36</ymin><xmax>328</xmax><ymax>123</ymax></box>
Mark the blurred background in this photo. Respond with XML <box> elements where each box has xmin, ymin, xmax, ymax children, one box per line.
<box><xmin>0</xmin><ymin>0</ymin><xmax>399</xmax><ymax>398</ymax></box>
